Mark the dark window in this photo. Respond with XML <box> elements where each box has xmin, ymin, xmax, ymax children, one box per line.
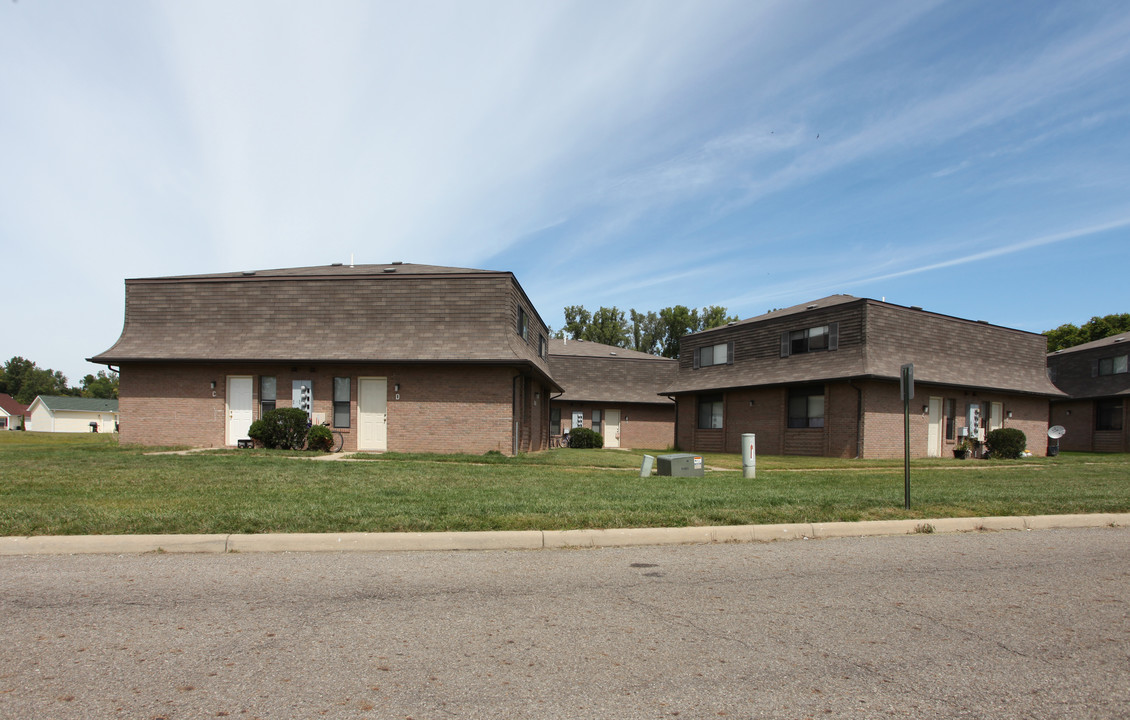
<box><xmin>538</xmin><ymin>335</ymin><xmax>547</xmax><ymax>359</ymax></box>
<box><xmin>1097</xmin><ymin>398</ymin><xmax>1123</xmax><ymax>431</ymax></box>
<box><xmin>781</xmin><ymin>323</ymin><xmax>838</xmax><ymax>357</ymax></box>
<box><xmin>592</xmin><ymin>409</ymin><xmax>602</xmax><ymax>435</ymax></box>
<box><xmin>787</xmin><ymin>385</ymin><xmax>825</xmax><ymax>428</ymax></box>
<box><xmin>550</xmin><ymin>407</ymin><xmax>561</xmax><ymax>431</ymax></box>
<box><xmin>333</xmin><ymin>377</ymin><xmax>350</xmax><ymax>428</ymax></box>
<box><xmin>260</xmin><ymin>376</ymin><xmax>276</xmax><ymax>416</ymax></box>
<box><xmin>1098</xmin><ymin>355</ymin><xmax>1128</xmax><ymax>376</ymax></box>
<box><xmin>518</xmin><ymin>308</ymin><xmax>529</xmax><ymax>341</ymax></box>
<box><xmin>945</xmin><ymin>398</ymin><xmax>956</xmax><ymax>441</ymax></box>
<box><xmin>697</xmin><ymin>394</ymin><xmax>724</xmax><ymax>429</ymax></box>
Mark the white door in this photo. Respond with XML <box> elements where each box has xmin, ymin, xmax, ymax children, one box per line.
<box><xmin>605</xmin><ymin>409</ymin><xmax>621</xmax><ymax>448</ymax></box>
<box><xmin>226</xmin><ymin>376</ymin><xmax>254</xmax><ymax>445</ymax></box>
<box><xmin>358</xmin><ymin>377</ymin><xmax>388</xmax><ymax>451</ymax></box>
<box><xmin>927</xmin><ymin>396</ymin><xmax>943</xmax><ymax>458</ymax></box>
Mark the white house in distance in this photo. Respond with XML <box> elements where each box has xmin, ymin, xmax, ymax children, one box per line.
<box><xmin>27</xmin><ymin>396</ymin><xmax>119</xmax><ymax>433</ymax></box>
<box><xmin>0</xmin><ymin>393</ymin><xmax>28</xmax><ymax>430</ymax></box>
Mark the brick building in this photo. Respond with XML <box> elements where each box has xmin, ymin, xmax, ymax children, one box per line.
<box><xmin>89</xmin><ymin>264</ymin><xmax>558</xmax><ymax>454</ymax></box>
<box><xmin>548</xmin><ymin>338</ymin><xmax>676</xmax><ymax>449</ymax></box>
<box><xmin>664</xmin><ymin>295</ymin><xmax>1063</xmax><ymax>459</ymax></box>
<box><xmin>1047</xmin><ymin>331</ymin><xmax>1130</xmax><ymax>452</ymax></box>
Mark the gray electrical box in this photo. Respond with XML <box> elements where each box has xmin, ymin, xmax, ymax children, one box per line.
<box><xmin>656</xmin><ymin>453</ymin><xmax>704</xmax><ymax>477</ymax></box>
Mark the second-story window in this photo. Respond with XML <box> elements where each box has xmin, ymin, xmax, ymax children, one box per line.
<box><xmin>694</xmin><ymin>341</ymin><xmax>734</xmax><ymax>369</ymax></box>
<box><xmin>518</xmin><ymin>308</ymin><xmax>529</xmax><ymax>341</ymax></box>
<box><xmin>781</xmin><ymin>322</ymin><xmax>839</xmax><ymax>357</ymax></box>
<box><xmin>1098</xmin><ymin>354</ymin><xmax>1128</xmax><ymax>376</ymax></box>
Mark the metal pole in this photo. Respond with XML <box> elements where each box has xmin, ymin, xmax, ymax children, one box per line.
<box><xmin>904</xmin><ymin>393</ymin><xmax>911</xmax><ymax>510</ymax></box>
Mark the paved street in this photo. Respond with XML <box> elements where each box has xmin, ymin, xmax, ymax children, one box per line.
<box><xmin>2</xmin><ymin>527</ymin><xmax>1128</xmax><ymax>719</ymax></box>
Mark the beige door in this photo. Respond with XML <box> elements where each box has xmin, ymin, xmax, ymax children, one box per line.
<box><xmin>604</xmin><ymin>409</ymin><xmax>621</xmax><ymax>448</ymax></box>
<box><xmin>358</xmin><ymin>377</ymin><xmax>388</xmax><ymax>451</ymax></box>
<box><xmin>226</xmin><ymin>376</ymin><xmax>254</xmax><ymax>446</ymax></box>
<box><xmin>989</xmin><ymin>402</ymin><xmax>1003</xmax><ymax>432</ymax></box>
<box><xmin>927</xmin><ymin>396</ymin><xmax>943</xmax><ymax>458</ymax></box>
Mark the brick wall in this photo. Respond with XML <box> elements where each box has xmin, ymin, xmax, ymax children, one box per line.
<box><xmin>119</xmin><ymin>362</ymin><xmax>545</xmax><ymax>454</ymax></box>
<box><xmin>550</xmin><ymin>401</ymin><xmax>674</xmax><ymax>450</ymax></box>
<box><xmin>861</xmin><ymin>381</ymin><xmax>1050</xmax><ymax>459</ymax></box>
<box><xmin>1050</xmin><ymin>400</ymin><xmax>1093</xmax><ymax>451</ymax></box>
<box><xmin>671</xmin><ymin>380</ymin><xmax>1049</xmax><ymax>458</ymax></box>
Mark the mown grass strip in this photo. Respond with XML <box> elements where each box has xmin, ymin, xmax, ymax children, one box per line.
<box><xmin>2</xmin><ymin>433</ymin><xmax>1128</xmax><ymax>536</ymax></box>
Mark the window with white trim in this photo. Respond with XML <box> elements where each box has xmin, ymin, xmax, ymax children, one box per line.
<box><xmin>260</xmin><ymin>376</ymin><xmax>276</xmax><ymax>416</ymax></box>
<box><xmin>333</xmin><ymin>377</ymin><xmax>350</xmax><ymax>428</ymax></box>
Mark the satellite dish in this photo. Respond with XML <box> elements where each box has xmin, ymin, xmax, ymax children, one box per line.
<box><xmin>1048</xmin><ymin>425</ymin><xmax>1066</xmax><ymax>439</ymax></box>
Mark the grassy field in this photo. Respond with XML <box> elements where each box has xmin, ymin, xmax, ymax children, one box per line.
<box><xmin>1</xmin><ymin>432</ymin><xmax>1128</xmax><ymax>536</ymax></box>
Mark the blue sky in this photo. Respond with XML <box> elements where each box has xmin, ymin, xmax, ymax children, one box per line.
<box><xmin>2</xmin><ymin>0</ymin><xmax>1129</xmax><ymax>384</ymax></box>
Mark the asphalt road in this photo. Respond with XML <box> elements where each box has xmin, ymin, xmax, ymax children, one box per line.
<box><xmin>1</xmin><ymin>527</ymin><xmax>1128</xmax><ymax>719</ymax></box>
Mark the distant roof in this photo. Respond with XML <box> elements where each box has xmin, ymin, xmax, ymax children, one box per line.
<box><xmin>548</xmin><ymin>338</ymin><xmax>671</xmax><ymax>361</ymax></box>
<box><xmin>665</xmin><ymin>296</ymin><xmax>1062</xmax><ymax>397</ymax></box>
<box><xmin>548</xmin><ymin>339</ymin><xmax>676</xmax><ymax>405</ymax></box>
<box><xmin>31</xmin><ymin>396</ymin><xmax>119</xmax><ymax>413</ymax></box>
<box><xmin>1047</xmin><ymin>331</ymin><xmax>1130</xmax><ymax>356</ymax></box>
<box><xmin>0</xmin><ymin>393</ymin><xmax>28</xmax><ymax>416</ymax></box>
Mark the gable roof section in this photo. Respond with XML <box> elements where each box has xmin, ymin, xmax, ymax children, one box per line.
<box><xmin>30</xmin><ymin>396</ymin><xmax>119</xmax><ymax>413</ymax></box>
<box><xmin>666</xmin><ymin>296</ymin><xmax>1063</xmax><ymax>397</ymax></box>
<box><xmin>0</xmin><ymin>393</ymin><xmax>28</xmax><ymax>416</ymax></box>
<box><xmin>1046</xmin><ymin>331</ymin><xmax>1130</xmax><ymax>398</ymax></box>
<box><xmin>549</xmin><ymin>339</ymin><xmax>676</xmax><ymax>404</ymax></box>
<box><xmin>89</xmin><ymin>264</ymin><xmax>555</xmax><ymax>384</ymax></box>
<box><xmin>1047</xmin><ymin>331</ymin><xmax>1130</xmax><ymax>356</ymax></box>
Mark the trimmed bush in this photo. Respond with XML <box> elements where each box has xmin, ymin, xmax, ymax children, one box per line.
<box><xmin>248</xmin><ymin>408</ymin><xmax>310</xmax><ymax>449</ymax></box>
<box><xmin>306</xmin><ymin>424</ymin><xmax>334</xmax><ymax>452</ymax></box>
<box><xmin>567</xmin><ymin>427</ymin><xmax>604</xmax><ymax>449</ymax></box>
<box><xmin>986</xmin><ymin>427</ymin><xmax>1026</xmax><ymax>459</ymax></box>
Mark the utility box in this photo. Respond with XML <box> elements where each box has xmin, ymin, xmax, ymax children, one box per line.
<box><xmin>657</xmin><ymin>453</ymin><xmax>704</xmax><ymax>477</ymax></box>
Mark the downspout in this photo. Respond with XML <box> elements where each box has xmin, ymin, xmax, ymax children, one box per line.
<box><xmin>663</xmin><ymin>394</ymin><xmax>678</xmax><ymax>451</ymax></box>
<box><xmin>848</xmin><ymin>379</ymin><xmax>862</xmax><ymax>459</ymax></box>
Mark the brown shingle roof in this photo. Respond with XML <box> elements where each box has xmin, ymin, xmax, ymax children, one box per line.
<box><xmin>1047</xmin><ymin>331</ymin><xmax>1130</xmax><ymax>399</ymax></box>
<box><xmin>549</xmin><ymin>339</ymin><xmax>676</xmax><ymax>404</ymax></box>
<box><xmin>666</xmin><ymin>297</ymin><xmax>1064</xmax><ymax>397</ymax></box>
<box><xmin>89</xmin><ymin>264</ymin><xmax>555</xmax><ymax>385</ymax></box>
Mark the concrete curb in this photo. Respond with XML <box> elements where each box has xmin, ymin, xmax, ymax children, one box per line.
<box><xmin>2</xmin><ymin>514</ymin><xmax>1127</xmax><ymax>556</ymax></box>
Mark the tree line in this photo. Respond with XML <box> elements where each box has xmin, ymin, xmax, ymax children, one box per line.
<box><xmin>555</xmin><ymin>305</ymin><xmax>739</xmax><ymax>358</ymax></box>
<box><xmin>0</xmin><ymin>356</ymin><xmax>119</xmax><ymax>405</ymax></box>
<box><xmin>1043</xmin><ymin>313</ymin><xmax>1130</xmax><ymax>352</ymax></box>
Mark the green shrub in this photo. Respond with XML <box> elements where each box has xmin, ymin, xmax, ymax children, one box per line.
<box><xmin>986</xmin><ymin>427</ymin><xmax>1026</xmax><ymax>459</ymax></box>
<box><xmin>249</xmin><ymin>408</ymin><xmax>311</xmax><ymax>449</ymax></box>
<box><xmin>567</xmin><ymin>427</ymin><xmax>604</xmax><ymax>449</ymax></box>
<box><xmin>247</xmin><ymin>419</ymin><xmax>269</xmax><ymax>447</ymax></box>
<box><xmin>306</xmin><ymin>424</ymin><xmax>334</xmax><ymax>452</ymax></box>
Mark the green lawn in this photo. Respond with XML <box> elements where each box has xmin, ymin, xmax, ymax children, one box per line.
<box><xmin>1</xmin><ymin>432</ymin><xmax>1128</xmax><ymax>536</ymax></box>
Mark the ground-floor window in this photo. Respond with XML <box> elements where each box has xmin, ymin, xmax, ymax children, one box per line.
<box><xmin>945</xmin><ymin>398</ymin><xmax>956</xmax><ymax>440</ymax></box>
<box><xmin>698</xmin><ymin>394</ymin><xmax>723</xmax><ymax>429</ymax></box>
<box><xmin>1096</xmin><ymin>398</ymin><xmax>1123</xmax><ymax>431</ymax></box>
<box><xmin>260</xmin><ymin>376</ymin><xmax>276</xmax><ymax>416</ymax></box>
<box><xmin>333</xmin><ymin>377</ymin><xmax>351</xmax><ymax>428</ymax></box>
<box><xmin>592</xmin><ymin>409</ymin><xmax>602</xmax><ymax>435</ymax></box>
<box><xmin>788</xmin><ymin>385</ymin><xmax>825</xmax><ymax>428</ymax></box>
<box><xmin>550</xmin><ymin>407</ymin><xmax>561</xmax><ymax>432</ymax></box>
